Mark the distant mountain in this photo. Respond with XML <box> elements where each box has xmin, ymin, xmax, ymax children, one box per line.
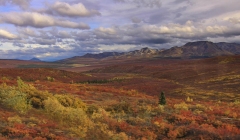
<box><xmin>159</xmin><ymin>41</ymin><xmax>240</xmax><ymax>58</ymax></box>
<box><xmin>82</xmin><ymin>52</ymin><xmax>124</xmax><ymax>59</ymax></box>
<box><xmin>29</xmin><ymin>57</ymin><xmax>41</xmax><ymax>62</ymax></box>
<box><xmin>216</xmin><ymin>42</ymin><xmax>240</xmax><ymax>54</ymax></box>
<box><xmin>125</xmin><ymin>47</ymin><xmax>160</xmax><ymax>56</ymax></box>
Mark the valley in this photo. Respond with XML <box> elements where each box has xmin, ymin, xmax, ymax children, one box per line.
<box><xmin>0</xmin><ymin>45</ymin><xmax>240</xmax><ymax>139</ymax></box>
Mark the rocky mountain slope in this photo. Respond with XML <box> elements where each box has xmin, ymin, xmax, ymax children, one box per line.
<box><xmin>159</xmin><ymin>41</ymin><xmax>235</xmax><ymax>58</ymax></box>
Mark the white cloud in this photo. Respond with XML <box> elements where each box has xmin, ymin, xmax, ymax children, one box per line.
<box><xmin>94</xmin><ymin>27</ymin><xmax>119</xmax><ymax>39</ymax></box>
<box><xmin>17</xmin><ymin>27</ymin><xmax>36</xmax><ymax>36</ymax></box>
<box><xmin>206</xmin><ymin>25</ymin><xmax>227</xmax><ymax>34</ymax></box>
<box><xmin>57</xmin><ymin>31</ymin><xmax>71</xmax><ymax>38</ymax></box>
<box><xmin>0</xmin><ymin>29</ymin><xmax>18</xmax><ymax>39</ymax></box>
<box><xmin>0</xmin><ymin>12</ymin><xmax>90</xmax><ymax>29</ymax></box>
<box><xmin>51</xmin><ymin>2</ymin><xmax>101</xmax><ymax>17</ymax></box>
<box><xmin>95</xmin><ymin>27</ymin><xmax>116</xmax><ymax>34</ymax></box>
<box><xmin>98</xmin><ymin>44</ymin><xmax>137</xmax><ymax>52</ymax></box>
<box><xmin>142</xmin><ymin>24</ymin><xmax>195</xmax><ymax>35</ymax></box>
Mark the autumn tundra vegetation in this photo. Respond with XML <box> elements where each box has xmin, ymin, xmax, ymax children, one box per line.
<box><xmin>0</xmin><ymin>55</ymin><xmax>240</xmax><ymax>139</ymax></box>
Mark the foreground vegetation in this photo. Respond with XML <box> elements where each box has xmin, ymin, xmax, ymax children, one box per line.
<box><xmin>0</xmin><ymin>77</ymin><xmax>239</xmax><ymax>140</ymax></box>
<box><xmin>0</xmin><ymin>56</ymin><xmax>240</xmax><ymax>139</ymax></box>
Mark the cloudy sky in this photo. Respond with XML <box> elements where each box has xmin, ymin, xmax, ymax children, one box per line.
<box><xmin>0</xmin><ymin>0</ymin><xmax>240</xmax><ymax>61</ymax></box>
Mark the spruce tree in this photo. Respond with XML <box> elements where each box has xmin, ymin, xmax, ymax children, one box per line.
<box><xmin>159</xmin><ymin>91</ymin><xmax>166</xmax><ymax>105</ymax></box>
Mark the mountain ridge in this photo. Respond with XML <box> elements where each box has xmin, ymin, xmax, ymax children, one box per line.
<box><xmin>59</xmin><ymin>41</ymin><xmax>240</xmax><ymax>62</ymax></box>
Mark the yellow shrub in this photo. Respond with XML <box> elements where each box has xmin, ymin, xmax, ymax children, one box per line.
<box><xmin>195</xmin><ymin>104</ymin><xmax>206</xmax><ymax>111</ymax></box>
<box><xmin>16</xmin><ymin>77</ymin><xmax>52</xmax><ymax>109</ymax></box>
<box><xmin>43</xmin><ymin>97</ymin><xmax>93</xmax><ymax>137</ymax></box>
<box><xmin>158</xmin><ymin>105</ymin><xmax>165</xmax><ymax>112</ymax></box>
<box><xmin>0</xmin><ymin>84</ymin><xmax>31</xmax><ymax>114</ymax></box>
<box><xmin>111</xmin><ymin>132</ymin><xmax>129</xmax><ymax>140</ymax></box>
<box><xmin>186</xmin><ymin>96</ymin><xmax>193</xmax><ymax>102</ymax></box>
<box><xmin>68</xmin><ymin>126</ymin><xmax>88</xmax><ymax>138</ymax></box>
<box><xmin>54</xmin><ymin>94</ymin><xmax>86</xmax><ymax>110</ymax></box>
<box><xmin>233</xmin><ymin>100</ymin><xmax>240</xmax><ymax>105</ymax></box>
<box><xmin>46</xmin><ymin>76</ymin><xmax>55</xmax><ymax>82</ymax></box>
<box><xmin>174</xmin><ymin>102</ymin><xmax>188</xmax><ymax>110</ymax></box>
<box><xmin>7</xmin><ymin>116</ymin><xmax>22</xmax><ymax>124</ymax></box>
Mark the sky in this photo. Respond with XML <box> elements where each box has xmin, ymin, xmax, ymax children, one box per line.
<box><xmin>0</xmin><ymin>0</ymin><xmax>240</xmax><ymax>61</ymax></box>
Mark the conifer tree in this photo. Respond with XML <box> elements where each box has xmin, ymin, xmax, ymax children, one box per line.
<box><xmin>159</xmin><ymin>91</ymin><xmax>166</xmax><ymax>105</ymax></box>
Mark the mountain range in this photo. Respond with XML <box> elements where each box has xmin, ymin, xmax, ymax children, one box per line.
<box><xmin>61</xmin><ymin>41</ymin><xmax>240</xmax><ymax>61</ymax></box>
<box><xmin>159</xmin><ymin>41</ymin><xmax>240</xmax><ymax>58</ymax></box>
<box><xmin>77</xmin><ymin>47</ymin><xmax>163</xmax><ymax>60</ymax></box>
<box><xmin>29</xmin><ymin>57</ymin><xmax>42</xmax><ymax>62</ymax></box>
